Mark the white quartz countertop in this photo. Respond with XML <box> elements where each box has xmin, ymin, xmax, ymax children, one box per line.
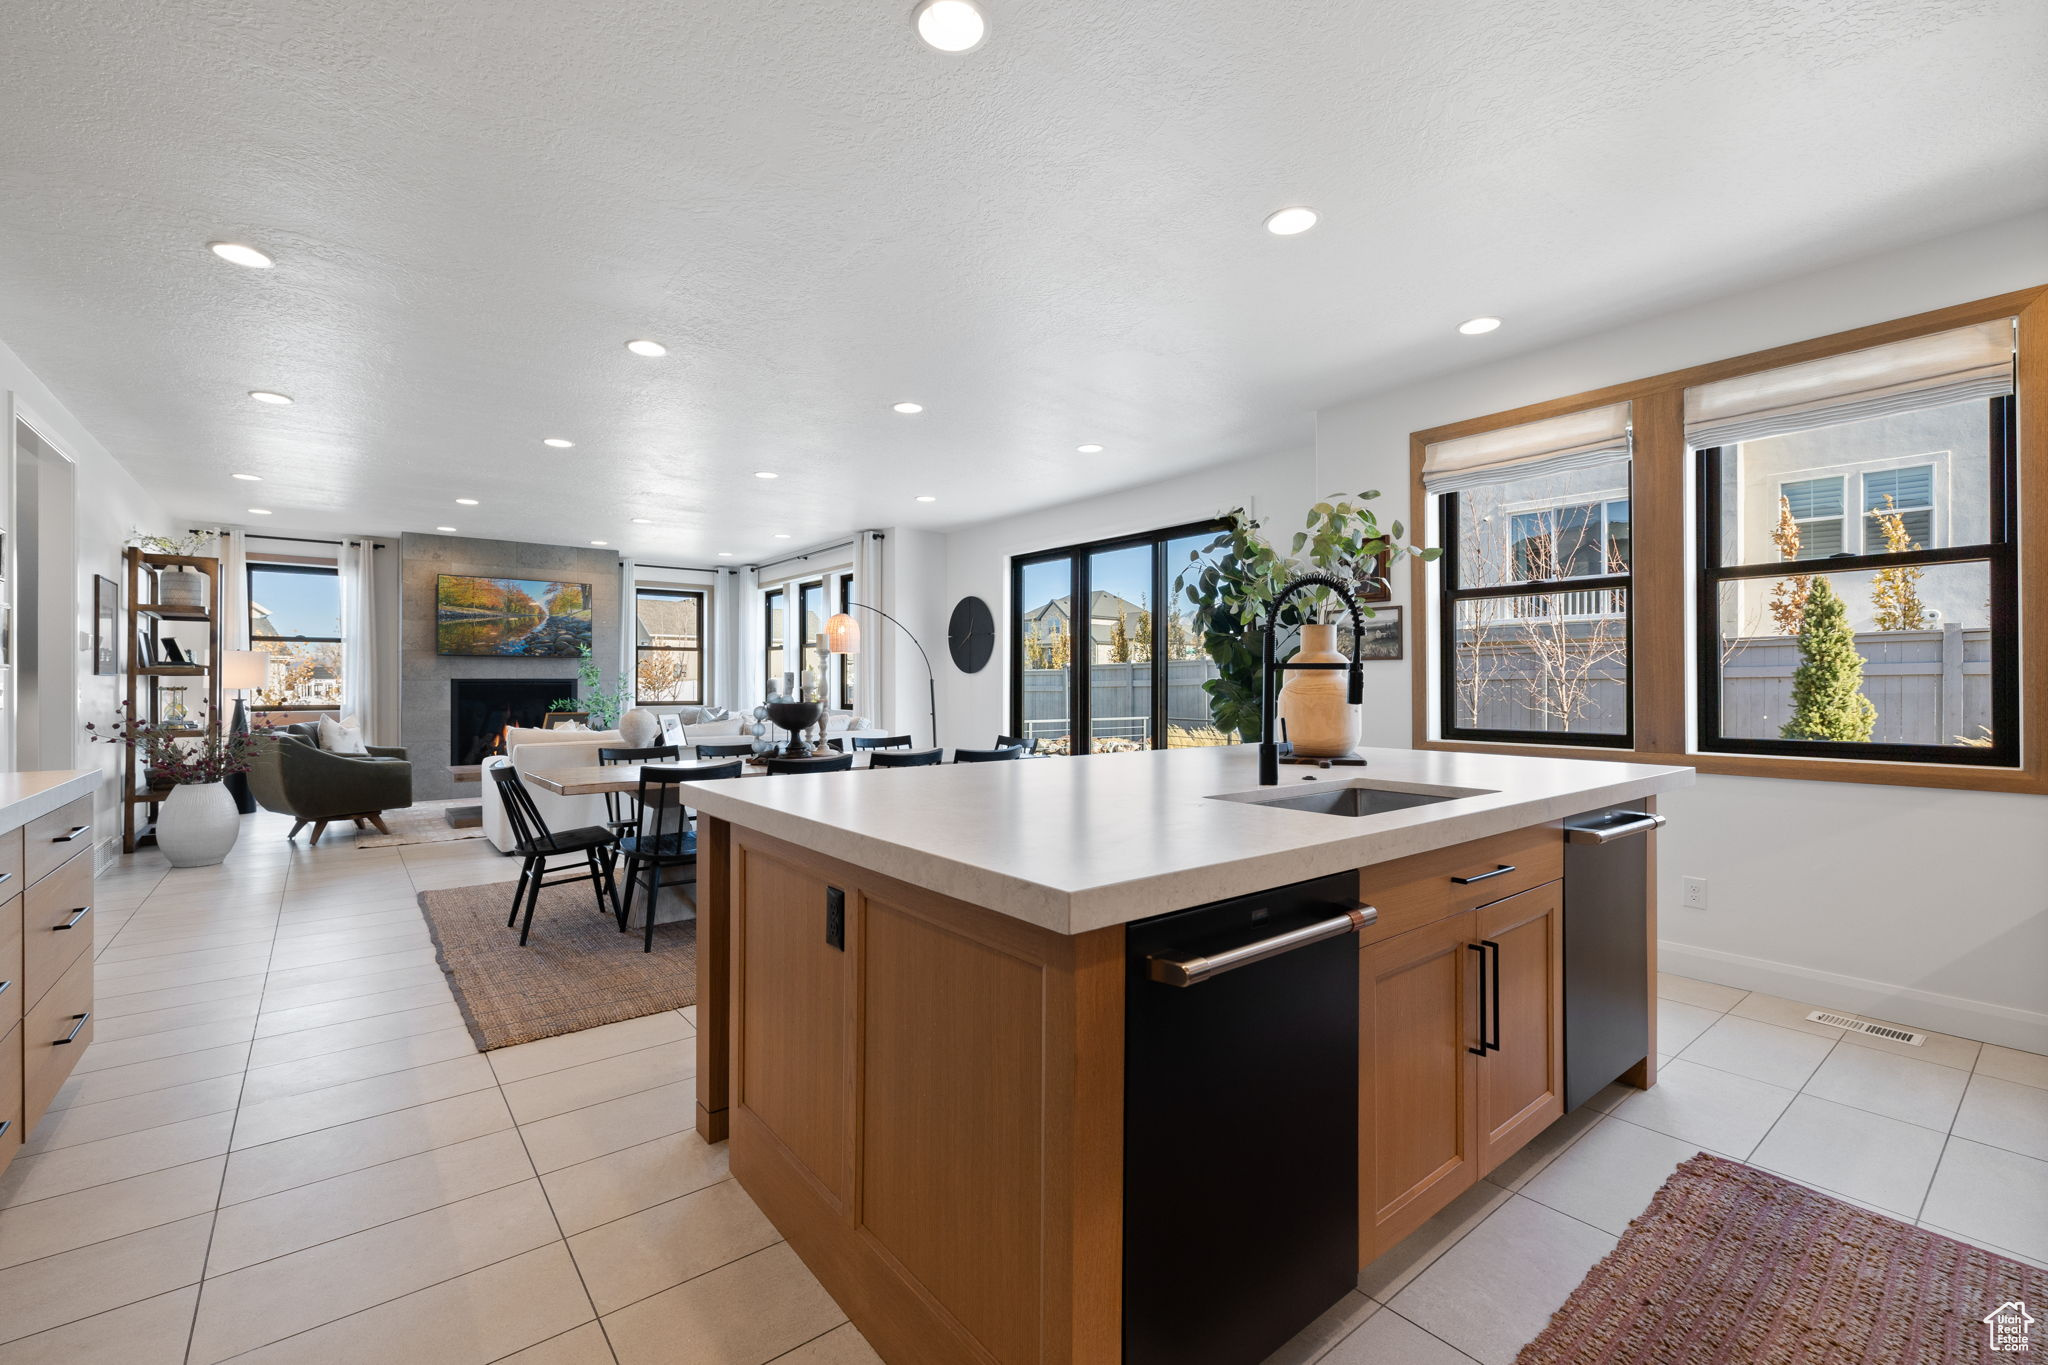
<box><xmin>0</xmin><ymin>770</ymin><xmax>99</xmax><ymax>836</ymax></box>
<box><xmin>682</xmin><ymin>746</ymin><xmax>1693</xmax><ymax>934</ymax></box>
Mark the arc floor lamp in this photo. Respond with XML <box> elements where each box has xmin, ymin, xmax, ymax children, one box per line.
<box><xmin>824</xmin><ymin>602</ymin><xmax>937</xmax><ymax>748</ymax></box>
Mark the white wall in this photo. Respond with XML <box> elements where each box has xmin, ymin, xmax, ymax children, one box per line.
<box><xmin>883</xmin><ymin>527</ymin><xmax>950</xmax><ymax>748</ymax></box>
<box><xmin>937</xmin><ymin>446</ymin><xmax>1317</xmax><ymax>748</ymax></box>
<box><xmin>3</xmin><ymin>333</ymin><xmax>170</xmax><ymax>869</ymax></box>
<box><xmin>1315</xmin><ymin>210</ymin><xmax>2048</xmax><ymax>1049</ymax></box>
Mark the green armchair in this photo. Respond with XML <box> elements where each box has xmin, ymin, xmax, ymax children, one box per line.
<box><xmin>246</xmin><ymin>726</ymin><xmax>414</xmax><ymax>843</ymax></box>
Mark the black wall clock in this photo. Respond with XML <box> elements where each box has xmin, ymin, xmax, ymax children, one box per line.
<box><xmin>948</xmin><ymin>596</ymin><xmax>995</xmax><ymax>673</ymax></box>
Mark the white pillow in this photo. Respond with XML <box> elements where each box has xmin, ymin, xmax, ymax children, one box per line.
<box><xmin>318</xmin><ymin>714</ymin><xmax>369</xmax><ymax>755</ymax></box>
<box><xmin>685</xmin><ymin>717</ymin><xmax>748</xmax><ymax>738</ymax></box>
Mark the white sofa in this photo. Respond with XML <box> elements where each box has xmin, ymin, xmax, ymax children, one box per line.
<box><xmin>480</xmin><ymin>727</ymin><xmax>625</xmax><ymax>853</ymax></box>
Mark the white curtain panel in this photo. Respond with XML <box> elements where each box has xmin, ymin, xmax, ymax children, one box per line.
<box><xmin>218</xmin><ymin>529</ymin><xmax>250</xmax><ymax>649</ymax></box>
<box><xmin>339</xmin><ymin>538</ymin><xmax>378</xmax><ymax>740</ymax></box>
<box><xmin>618</xmin><ymin>556</ymin><xmax>639</xmax><ymax>705</ymax></box>
<box><xmin>1422</xmin><ymin>403</ymin><xmax>1632</xmax><ymax>495</ymax></box>
<box><xmin>1684</xmin><ymin>318</ymin><xmax>2015</xmax><ymax>449</ymax></box>
<box><xmin>852</xmin><ymin>529</ymin><xmax>889</xmax><ymax>730</ymax></box>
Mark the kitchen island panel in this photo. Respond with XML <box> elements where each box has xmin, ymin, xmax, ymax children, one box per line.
<box><xmin>727</xmin><ymin>826</ymin><xmax>1124</xmax><ymax>1365</ymax></box>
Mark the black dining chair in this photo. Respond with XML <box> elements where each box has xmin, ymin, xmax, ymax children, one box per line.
<box><xmin>616</xmin><ymin>760</ymin><xmax>744</xmax><ymax>952</ymax></box>
<box><xmin>954</xmin><ymin>746</ymin><xmax>1026</xmax><ymax>763</ymax></box>
<box><xmin>869</xmin><ymin>748</ymin><xmax>942</xmax><ymax>768</ymax></box>
<box><xmin>765</xmin><ymin>753</ymin><xmax>854</xmax><ymax>774</ymax></box>
<box><xmin>994</xmin><ymin>734</ymin><xmax>1040</xmax><ymax>754</ymax></box>
<box><xmin>597</xmin><ymin>745</ymin><xmax>680</xmax><ymax>840</ymax></box>
<box><xmin>489</xmin><ymin>766</ymin><xmax>620</xmax><ymax>947</ymax></box>
<box><xmin>695</xmin><ymin>739</ymin><xmax>757</xmax><ymax>760</ymax></box>
<box><xmin>852</xmin><ymin>735</ymin><xmax>914</xmax><ymax>751</ymax></box>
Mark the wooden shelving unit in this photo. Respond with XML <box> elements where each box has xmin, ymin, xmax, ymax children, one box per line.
<box><xmin>122</xmin><ymin>548</ymin><xmax>225</xmax><ymax>852</ymax></box>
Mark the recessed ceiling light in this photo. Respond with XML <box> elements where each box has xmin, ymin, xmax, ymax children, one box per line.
<box><xmin>208</xmin><ymin>241</ymin><xmax>273</xmax><ymax>268</ymax></box>
<box><xmin>625</xmin><ymin>338</ymin><xmax>667</xmax><ymax>357</ymax></box>
<box><xmin>773</xmin><ymin>533</ymin><xmax>791</xmax><ymax>540</ymax></box>
<box><xmin>1076</xmin><ymin>443</ymin><xmax>1104</xmax><ymax>454</ymax></box>
<box><xmin>717</xmin><ymin>551</ymin><xmax>733</xmax><ymax>557</ymax></box>
<box><xmin>1263</xmin><ymin>206</ymin><xmax>1319</xmax><ymax>236</ymax></box>
<box><xmin>247</xmin><ymin>508</ymin><xmax>273</xmax><ymax>515</ymax></box>
<box><xmin>590</xmin><ymin>540</ymin><xmax>608</xmax><ymax>546</ymax></box>
<box><xmin>913</xmin><ymin>0</ymin><xmax>986</xmax><ymax>53</ymax></box>
<box><xmin>892</xmin><ymin>402</ymin><xmax>924</xmax><ymax>414</ymax></box>
<box><xmin>754</xmin><ymin>471</ymin><xmax>778</xmax><ymax>480</ymax></box>
<box><xmin>915</xmin><ymin>495</ymin><xmax>937</xmax><ymax>503</ymax></box>
<box><xmin>232</xmin><ymin>472</ymin><xmax>263</xmax><ymax>482</ymax></box>
<box><xmin>1458</xmin><ymin>315</ymin><xmax>1503</xmax><ymax>335</ymax></box>
<box><xmin>455</xmin><ymin>498</ymin><xmax>479</xmax><ymax>506</ymax></box>
<box><xmin>248</xmin><ymin>390</ymin><xmax>293</xmax><ymax>405</ymax></box>
<box><xmin>437</xmin><ymin>526</ymin><xmax>457</xmax><ymax>532</ymax></box>
<box><xmin>542</xmin><ymin>437</ymin><xmax>575</xmax><ymax>448</ymax></box>
<box><xmin>630</xmin><ymin>517</ymin><xmax>654</xmax><ymax>525</ymax></box>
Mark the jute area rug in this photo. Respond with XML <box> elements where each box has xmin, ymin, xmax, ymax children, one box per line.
<box><xmin>1520</xmin><ymin>1153</ymin><xmax>2045</xmax><ymax>1364</ymax></box>
<box><xmin>417</xmin><ymin>880</ymin><xmax>696</xmax><ymax>1051</ymax></box>
<box><xmin>356</xmin><ymin>799</ymin><xmax>486</xmax><ymax>849</ymax></box>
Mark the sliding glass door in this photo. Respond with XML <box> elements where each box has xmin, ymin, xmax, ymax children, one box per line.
<box><xmin>1010</xmin><ymin>520</ymin><xmax>1233</xmax><ymax>755</ymax></box>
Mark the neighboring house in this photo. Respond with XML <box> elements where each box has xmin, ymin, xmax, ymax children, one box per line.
<box><xmin>1021</xmin><ymin>590</ymin><xmax>1148</xmax><ymax>663</ymax></box>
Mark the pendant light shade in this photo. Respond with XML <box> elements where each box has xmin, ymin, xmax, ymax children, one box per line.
<box><xmin>825</xmin><ymin>613</ymin><xmax>861</xmax><ymax>655</ymax></box>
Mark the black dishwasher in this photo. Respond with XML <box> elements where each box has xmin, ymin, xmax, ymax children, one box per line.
<box><xmin>1123</xmin><ymin>872</ymin><xmax>1373</xmax><ymax>1365</ymax></box>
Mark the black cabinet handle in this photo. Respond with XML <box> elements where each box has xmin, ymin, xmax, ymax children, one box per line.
<box><xmin>0</xmin><ymin>871</ymin><xmax>13</xmax><ymax>886</ymax></box>
<box><xmin>55</xmin><ymin>1012</ymin><xmax>90</xmax><ymax>1045</ymax></box>
<box><xmin>1467</xmin><ymin>943</ymin><xmax>1489</xmax><ymax>1057</ymax></box>
<box><xmin>1482</xmin><ymin>940</ymin><xmax>1502</xmax><ymax>1054</ymax></box>
<box><xmin>1452</xmin><ymin>864</ymin><xmax>1517</xmax><ymax>885</ymax></box>
<box><xmin>53</xmin><ymin>825</ymin><xmax>91</xmax><ymax>843</ymax></box>
<box><xmin>0</xmin><ymin>979</ymin><xmax>10</xmax><ymax>998</ymax></box>
<box><xmin>55</xmin><ymin>906</ymin><xmax>91</xmax><ymax>930</ymax></box>
<box><xmin>0</xmin><ymin>1119</ymin><xmax>10</xmax><ymax>1141</ymax></box>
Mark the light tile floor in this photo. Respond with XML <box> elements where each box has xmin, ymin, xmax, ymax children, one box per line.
<box><xmin>2</xmin><ymin>812</ymin><xmax>2043</xmax><ymax>1364</ymax></box>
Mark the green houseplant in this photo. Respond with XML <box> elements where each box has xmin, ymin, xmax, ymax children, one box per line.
<box><xmin>1185</xmin><ymin>493</ymin><xmax>1439</xmax><ymax>742</ymax></box>
<box><xmin>554</xmin><ymin>645</ymin><xmax>633</xmax><ymax>730</ymax></box>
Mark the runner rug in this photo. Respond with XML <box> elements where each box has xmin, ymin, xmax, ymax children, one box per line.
<box><xmin>1519</xmin><ymin>1153</ymin><xmax>2044</xmax><ymax>1364</ymax></box>
<box><xmin>416</xmin><ymin>880</ymin><xmax>696</xmax><ymax>1050</ymax></box>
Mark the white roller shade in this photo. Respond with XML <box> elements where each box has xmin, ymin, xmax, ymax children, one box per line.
<box><xmin>1685</xmin><ymin>318</ymin><xmax>2015</xmax><ymax>449</ymax></box>
<box><xmin>1422</xmin><ymin>402</ymin><xmax>1631</xmax><ymax>495</ymax></box>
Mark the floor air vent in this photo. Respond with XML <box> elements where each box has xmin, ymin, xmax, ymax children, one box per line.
<box><xmin>1807</xmin><ymin>1010</ymin><xmax>1924</xmax><ymax>1045</ymax></box>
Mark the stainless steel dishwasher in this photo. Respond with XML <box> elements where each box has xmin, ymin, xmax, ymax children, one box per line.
<box><xmin>1562</xmin><ymin>806</ymin><xmax>1666</xmax><ymax>1110</ymax></box>
<box><xmin>1122</xmin><ymin>872</ymin><xmax>1375</xmax><ymax>1365</ymax></box>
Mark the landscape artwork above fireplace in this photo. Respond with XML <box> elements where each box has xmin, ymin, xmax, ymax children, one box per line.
<box><xmin>437</xmin><ymin>575</ymin><xmax>593</xmax><ymax>657</ymax></box>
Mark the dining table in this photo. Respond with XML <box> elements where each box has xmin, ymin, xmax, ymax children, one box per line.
<box><xmin>518</xmin><ymin>748</ymin><xmax>947</xmax><ymax>797</ymax></box>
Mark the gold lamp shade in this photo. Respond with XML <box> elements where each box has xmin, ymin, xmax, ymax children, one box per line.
<box><xmin>825</xmin><ymin>613</ymin><xmax>860</xmax><ymax>655</ymax></box>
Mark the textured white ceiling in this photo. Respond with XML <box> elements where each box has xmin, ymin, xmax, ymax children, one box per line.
<box><xmin>0</xmin><ymin>0</ymin><xmax>2042</xmax><ymax>560</ymax></box>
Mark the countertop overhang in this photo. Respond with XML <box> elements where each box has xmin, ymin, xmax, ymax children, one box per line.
<box><xmin>0</xmin><ymin>770</ymin><xmax>99</xmax><ymax>837</ymax></box>
<box><xmin>681</xmin><ymin>746</ymin><xmax>1693</xmax><ymax>935</ymax></box>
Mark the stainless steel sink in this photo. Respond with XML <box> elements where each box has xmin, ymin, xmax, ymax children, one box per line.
<box><xmin>1210</xmin><ymin>780</ymin><xmax>1495</xmax><ymax>818</ymax></box>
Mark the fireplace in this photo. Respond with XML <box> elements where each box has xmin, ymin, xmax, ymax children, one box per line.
<box><xmin>450</xmin><ymin>678</ymin><xmax>577</xmax><ymax>766</ymax></box>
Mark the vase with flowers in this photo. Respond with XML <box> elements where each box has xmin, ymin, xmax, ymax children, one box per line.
<box><xmin>87</xmin><ymin>704</ymin><xmax>259</xmax><ymax>866</ymax></box>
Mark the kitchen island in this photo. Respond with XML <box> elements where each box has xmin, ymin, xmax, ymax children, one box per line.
<box><xmin>682</xmin><ymin>745</ymin><xmax>1691</xmax><ymax>1365</ymax></box>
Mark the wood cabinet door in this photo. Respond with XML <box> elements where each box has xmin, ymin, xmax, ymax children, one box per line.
<box><xmin>1359</xmin><ymin>910</ymin><xmax>1479</xmax><ymax>1264</ymax></box>
<box><xmin>1475</xmin><ymin>882</ymin><xmax>1564</xmax><ymax>1175</ymax></box>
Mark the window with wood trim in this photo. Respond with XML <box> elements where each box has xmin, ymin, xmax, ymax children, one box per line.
<box><xmin>1697</xmin><ymin>393</ymin><xmax>2017</xmax><ymax>765</ymax></box>
<box><xmin>1410</xmin><ymin>288</ymin><xmax>2044</xmax><ymax>794</ymax></box>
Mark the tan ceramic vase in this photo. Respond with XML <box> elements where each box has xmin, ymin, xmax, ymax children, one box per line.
<box><xmin>1277</xmin><ymin>624</ymin><xmax>1362</xmax><ymax>757</ymax></box>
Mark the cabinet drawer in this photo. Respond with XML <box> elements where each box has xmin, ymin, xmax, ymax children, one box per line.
<box><xmin>26</xmin><ymin>794</ymin><xmax>95</xmax><ymax>886</ymax></box>
<box><xmin>24</xmin><ymin>949</ymin><xmax>92</xmax><ymax>1133</ymax></box>
<box><xmin>1357</xmin><ymin>824</ymin><xmax>1563</xmax><ymax>948</ymax></box>
<box><xmin>0</xmin><ymin>1020</ymin><xmax>21</xmax><ymax>1179</ymax></box>
<box><xmin>24</xmin><ymin>852</ymin><xmax>93</xmax><ymax>1009</ymax></box>
<box><xmin>0</xmin><ymin>827</ymin><xmax>23</xmax><ymax>900</ymax></box>
<box><xmin>0</xmin><ymin>887</ymin><xmax>21</xmax><ymax>1029</ymax></box>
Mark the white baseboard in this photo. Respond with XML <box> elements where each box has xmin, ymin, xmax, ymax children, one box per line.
<box><xmin>1658</xmin><ymin>940</ymin><xmax>2048</xmax><ymax>1056</ymax></box>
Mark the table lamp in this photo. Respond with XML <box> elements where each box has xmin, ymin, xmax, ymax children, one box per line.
<box><xmin>221</xmin><ymin>650</ymin><xmax>269</xmax><ymax>734</ymax></box>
